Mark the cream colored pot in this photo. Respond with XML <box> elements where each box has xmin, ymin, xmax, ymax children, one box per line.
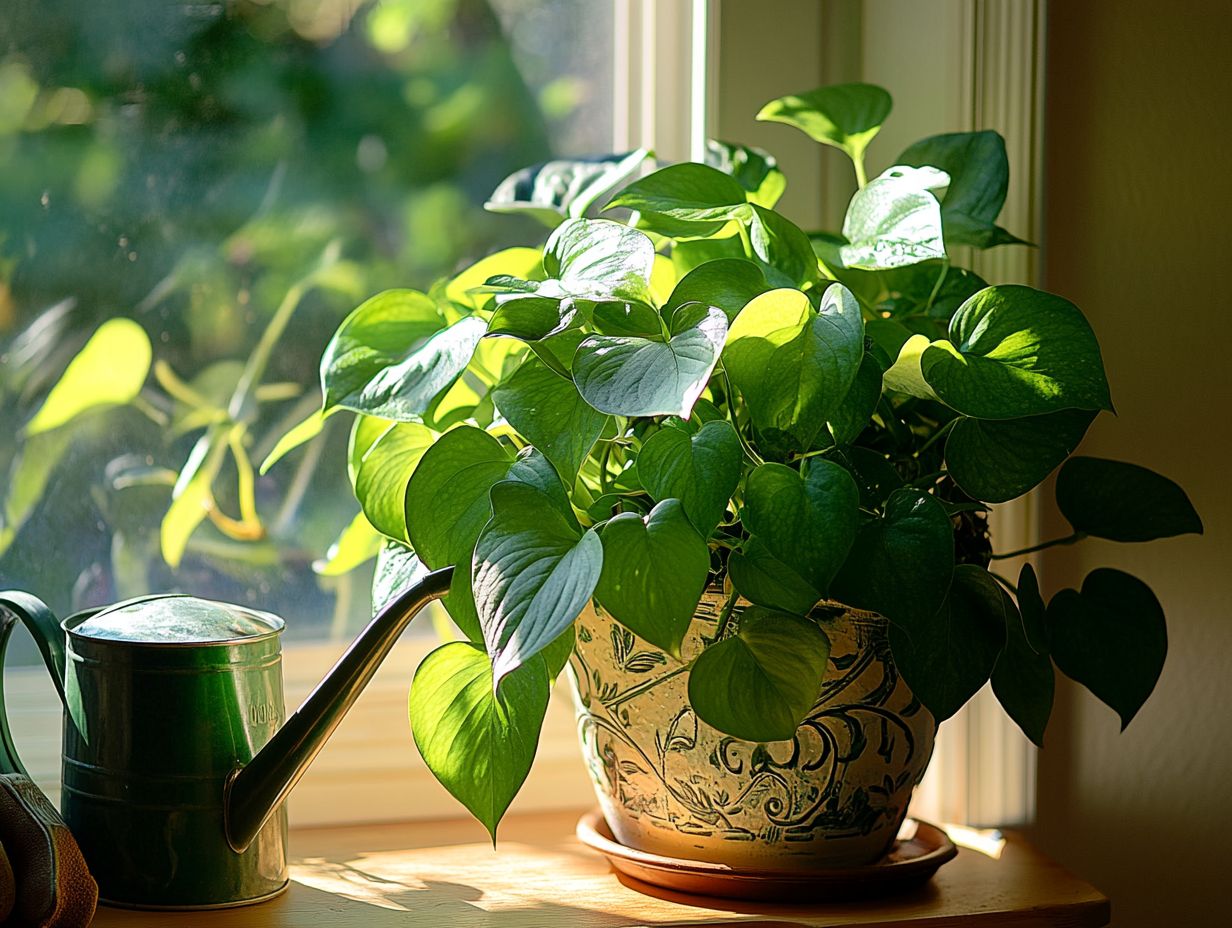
<box><xmin>568</xmin><ymin>590</ymin><xmax>935</xmax><ymax>869</ymax></box>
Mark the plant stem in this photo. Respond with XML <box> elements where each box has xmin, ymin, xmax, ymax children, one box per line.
<box><xmin>719</xmin><ymin>365</ymin><xmax>764</xmax><ymax>466</ymax></box>
<box><xmin>736</xmin><ymin>219</ymin><xmax>755</xmax><ymax>259</ymax></box>
<box><xmin>712</xmin><ymin>587</ymin><xmax>740</xmax><ymax>643</ymax></box>
<box><xmin>854</xmin><ymin>153</ymin><xmax>868</xmax><ymax>189</ymax></box>
<box><xmin>607</xmin><ymin>665</ymin><xmax>689</xmax><ymax>710</ymax></box>
<box><xmin>924</xmin><ymin>257</ymin><xmax>950</xmax><ymax>311</ymax></box>
<box><xmin>913</xmin><ymin>417</ymin><xmax>957</xmax><ymax>457</ymax></box>
<box><xmin>990</xmin><ymin>532</ymin><xmax>1086</xmax><ymax>560</ymax></box>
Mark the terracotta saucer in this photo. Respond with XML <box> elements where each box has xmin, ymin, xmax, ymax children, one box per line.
<box><xmin>575</xmin><ymin>809</ymin><xmax>957</xmax><ymax>902</ymax></box>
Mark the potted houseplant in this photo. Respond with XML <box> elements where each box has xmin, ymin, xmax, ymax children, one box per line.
<box><xmin>266</xmin><ymin>82</ymin><xmax>1200</xmax><ymax>869</ymax></box>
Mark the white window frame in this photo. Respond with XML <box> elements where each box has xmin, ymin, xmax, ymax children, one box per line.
<box><xmin>6</xmin><ymin>0</ymin><xmax>1048</xmax><ymax>831</ymax></box>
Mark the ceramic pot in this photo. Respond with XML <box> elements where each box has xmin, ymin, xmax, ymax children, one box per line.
<box><xmin>567</xmin><ymin>590</ymin><xmax>935</xmax><ymax>869</ymax></box>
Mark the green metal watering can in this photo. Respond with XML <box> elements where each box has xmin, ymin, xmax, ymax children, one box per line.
<box><xmin>0</xmin><ymin>567</ymin><xmax>452</xmax><ymax>910</ymax></box>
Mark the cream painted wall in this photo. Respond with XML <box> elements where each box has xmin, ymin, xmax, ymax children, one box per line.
<box><xmin>1032</xmin><ymin>2</ymin><xmax>1232</xmax><ymax>925</ymax></box>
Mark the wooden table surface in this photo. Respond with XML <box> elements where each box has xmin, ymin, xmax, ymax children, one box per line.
<box><xmin>88</xmin><ymin>810</ymin><xmax>1109</xmax><ymax>927</ymax></box>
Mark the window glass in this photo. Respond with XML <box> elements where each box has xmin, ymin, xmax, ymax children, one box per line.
<box><xmin>0</xmin><ymin>0</ymin><xmax>617</xmax><ymax>658</ymax></box>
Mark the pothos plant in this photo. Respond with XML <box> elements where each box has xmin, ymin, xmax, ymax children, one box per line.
<box><xmin>270</xmin><ymin>83</ymin><xmax>1202</xmax><ymax>837</ymax></box>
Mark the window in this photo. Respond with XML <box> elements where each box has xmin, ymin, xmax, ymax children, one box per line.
<box><xmin>1</xmin><ymin>0</ymin><xmax>1046</xmax><ymax>830</ymax></box>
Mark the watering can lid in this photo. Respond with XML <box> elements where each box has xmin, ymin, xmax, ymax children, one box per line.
<box><xmin>70</xmin><ymin>595</ymin><xmax>284</xmax><ymax>645</ymax></box>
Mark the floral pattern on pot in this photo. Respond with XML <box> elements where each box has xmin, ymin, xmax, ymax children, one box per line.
<box><xmin>568</xmin><ymin>590</ymin><xmax>936</xmax><ymax>869</ymax></box>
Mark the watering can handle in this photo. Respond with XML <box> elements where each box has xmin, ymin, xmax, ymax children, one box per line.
<box><xmin>0</xmin><ymin>593</ymin><xmax>67</xmax><ymax>777</ymax></box>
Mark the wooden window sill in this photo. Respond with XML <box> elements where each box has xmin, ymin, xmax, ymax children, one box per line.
<box><xmin>88</xmin><ymin>809</ymin><xmax>1109</xmax><ymax>927</ymax></box>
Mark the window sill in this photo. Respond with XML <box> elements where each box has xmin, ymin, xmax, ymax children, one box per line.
<box><xmin>88</xmin><ymin>809</ymin><xmax>1109</xmax><ymax>927</ymax></box>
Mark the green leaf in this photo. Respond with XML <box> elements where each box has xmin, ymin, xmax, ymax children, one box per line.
<box><xmin>832</xmin><ymin>488</ymin><xmax>954</xmax><ymax>626</ymax></box>
<box><xmin>946</xmin><ymin>410</ymin><xmax>1096</xmax><ymax>503</ymax></box>
<box><xmin>492</xmin><ymin>356</ymin><xmax>607</xmax><ymax>484</ymax></box>
<box><xmin>636</xmin><ymin>420</ymin><xmax>742</xmax><ymax>536</ymax></box>
<box><xmin>608</xmin><ymin>163</ymin><xmax>751</xmax><ymax>238</ymax></box>
<box><xmin>505</xmin><ymin>447</ymin><xmax>579</xmax><ymax>528</ymax></box>
<box><xmin>688</xmin><ymin>607</ymin><xmax>831</xmax><ymax>741</ymax></box>
<box><xmin>355</xmin><ymin>422</ymin><xmax>437</xmax><ymax>541</ymax></box>
<box><xmin>26</xmin><ymin>318</ymin><xmax>152</xmax><ymax>435</ymax></box>
<box><xmin>484</xmin><ymin>149</ymin><xmax>650</xmax><ymax>225</ymax></box>
<box><xmin>662</xmin><ymin>258</ymin><xmax>770</xmax><ymax>324</ymax></box>
<box><xmin>888</xmin><ymin>564</ymin><xmax>1008</xmax><ymax>722</ymax></box>
<box><xmin>260</xmin><ymin>408</ymin><xmax>326</xmax><ymax>474</ymax></box>
<box><xmin>590</xmin><ymin>300</ymin><xmax>664</xmax><ymax>338</ymax></box>
<box><xmin>409</xmin><ymin>641</ymin><xmax>550</xmax><ymax>839</ymax></box>
<box><xmin>728</xmin><ymin>537</ymin><xmax>820</xmax><ymax>615</ymax></box>
<box><xmin>747</xmin><ymin>205</ymin><xmax>821</xmax><ymax>288</ymax></box>
<box><xmin>487</xmin><ymin>296</ymin><xmax>577</xmax><ymax>341</ymax></box>
<box><xmin>898</xmin><ymin>130</ymin><xmax>1026</xmax><ymax>248</ymax></box>
<box><xmin>991</xmin><ymin>563</ymin><xmax>1053</xmax><ymax>746</ymax></box>
<box><xmin>542</xmin><ymin>217</ymin><xmax>656</xmax><ymax>303</ymax></box>
<box><xmin>704</xmin><ymin>139</ymin><xmax>786</xmax><ymax>208</ymax></box>
<box><xmin>573</xmin><ymin>303</ymin><xmax>727</xmax><ymax>418</ymax></box>
<box><xmin>371</xmin><ymin>542</ymin><xmax>431</xmax><ymax>615</ymax></box>
<box><xmin>823</xmin><ymin>351</ymin><xmax>884</xmax><ymax>446</ymax></box>
<box><xmin>445</xmin><ymin>248</ymin><xmax>543</xmax><ymax>311</ymax></box>
<box><xmin>0</xmin><ymin>427</ymin><xmax>77</xmax><ymax>557</ymax></box>
<box><xmin>1055</xmin><ymin>456</ymin><xmax>1203</xmax><ymax>542</ymax></box>
<box><xmin>1046</xmin><ymin>568</ymin><xmax>1167</xmax><ymax>730</ymax></box>
<box><xmin>322</xmin><ymin>290</ymin><xmax>484</xmax><ymax>420</ymax></box>
<box><xmin>838</xmin><ymin>165</ymin><xmax>950</xmax><ymax>270</ymax></box>
<box><xmin>404</xmin><ymin>426</ymin><xmax>513</xmax><ymax>569</ymax></box>
<box><xmin>315</xmin><ymin>511</ymin><xmax>383</xmax><ymax>576</ymax></box>
<box><xmin>473</xmin><ymin>481</ymin><xmax>603</xmax><ymax>687</ymax></box>
<box><xmin>742</xmin><ymin>461</ymin><xmax>859</xmax><ymax>594</ymax></box>
<box><xmin>724</xmin><ymin>285</ymin><xmax>864</xmax><ymax>449</ymax></box>
<box><xmin>595</xmin><ymin>499</ymin><xmax>710</xmax><ymax>656</ymax></box>
<box><xmin>756</xmin><ymin>83</ymin><xmax>892</xmax><ymax>164</ymax></box>
<box><xmin>921</xmin><ymin>286</ymin><xmax>1113</xmax><ymax>418</ymax></box>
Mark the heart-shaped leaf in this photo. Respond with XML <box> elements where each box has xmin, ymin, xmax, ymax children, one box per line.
<box><xmin>473</xmin><ymin>481</ymin><xmax>603</xmax><ymax>687</ymax></box>
<box><xmin>898</xmin><ymin>130</ymin><xmax>1026</xmax><ymax>249</ymax></box>
<box><xmin>757</xmin><ymin>83</ymin><xmax>892</xmax><ymax>164</ymax></box>
<box><xmin>837</xmin><ymin>165</ymin><xmax>950</xmax><ymax>270</ymax></box>
<box><xmin>409</xmin><ymin>641</ymin><xmax>550</xmax><ymax>839</ymax></box>
<box><xmin>688</xmin><ymin>607</ymin><xmax>831</xmax><ymax>742</ymax></box>
<box><xmin>663</xmin><ymin>258</ymin><xmax>770</xmax><ymax>324</ymax></box>
<box><xmin>1046</xmin><ymin>568</ymin><xmax>1167</xmax><ymax>730</ymax></box>
<box><xmin>404</xmin><ymin>426</ymin><xmax>513</xmax><ymax>569</ymax></box>
<box><xmin>724</xmin><ymin>285</ymin><xmax>864</xmax><ymax>449</ymax></box>
<box><xmin>321</xmin><ymin>290</ymin><xmax>481</xmax><ymax>420</ymax></box>
<box><xmin>991</xmin><ymin>563</ymin><xmax>1053</xmax><ymax>746</ymax></box>
<box><xmin>574</xmin><ymin>303</ymin><xmax>727</xmax><ymax>418</ymax></box>
<box><xmin>484</xmin><ymin>149</ymin><xmax>650</xmax><ymax>226</ymax></box>
<box><xmin>636</xmin><ymin>420</ymin><xmax>742</xmax><ymax>536</ymax></box>
<box><xmin>888</xmin><ymin>564</ymin><xmax>1007</xmax><ymax>721</ymax></box>
<box><xmin>542</xmin><ymin>217</ymin><xmax>655</xmax><ymax>303</ymax></box>
<box><xmin>945</xmin><ymin>410</ymin><xmax>1096</xmax><ymax>503</ymax></box>
<box><xmin>492</xmin><ymin>355</ymin><xmax>607</xmax><ymax>483</ymax></box>
<box><xmin>704</xmin><ymin>139</ymin><xmax>786</xmax><ymax>208</ymax></box>
<box><xmin>747</xmin><ymin>205</ymin><xmax>821</xmax><ymax>288</ymax></box>
<box><xmin>1055</xmin><ymin>456</ymin><xmax>1203</xmax><ymax>542</ymax></box>
<box><xmin>921</xmin><ymin>285</ymin><xmax>1113</xmax><ymax>418</ymax></box>
<box><xmin>832</xmin><ymin>488</ymin><xmax>954</xmax><ymax>626</ymax></box>
<box><xmin>728</xmin><ymin>537</ymin><xmax>820</xmax><ymax>615</ymax></box>
<box><xmin>607</xmin><ymin>163</ymin><xmax>751</xmax><ymax>238</ymax></box>
<box><xmin>742</xmin><ymin>460</ymin><xmax>859</xmax><ymax>594</ymax></box>
<box><xmin>355</xmin><ymin>422</ymin><xmax>437</xmax><ymax>541</ymax></box>
<box><xmin>594</xmin><ymin>499</ymin><xmax>710</xmax><ymax>656</ymax></box>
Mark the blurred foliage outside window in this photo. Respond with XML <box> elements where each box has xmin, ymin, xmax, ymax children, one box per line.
<box><xmin>0</xmin><ymin>0</ymin><xmax>616</xmax><ymax>648</ymax></box>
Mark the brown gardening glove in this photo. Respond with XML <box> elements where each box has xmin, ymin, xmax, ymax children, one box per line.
<box><xmin>0</xmin><ymin>774</ymin><xmax>96</xmax><ymax>928</ymax></box>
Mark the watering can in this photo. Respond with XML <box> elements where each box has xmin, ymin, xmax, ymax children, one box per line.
<box><xmin>0</xmin><ymin>567</ymin><xmax>453</xmax><ymax>910</ymax></box>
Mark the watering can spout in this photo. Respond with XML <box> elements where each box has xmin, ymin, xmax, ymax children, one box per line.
<box><xmin>224</xmin><ymin>565</ymin><xmax>453</xmax><ymax>852</ymax></box>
